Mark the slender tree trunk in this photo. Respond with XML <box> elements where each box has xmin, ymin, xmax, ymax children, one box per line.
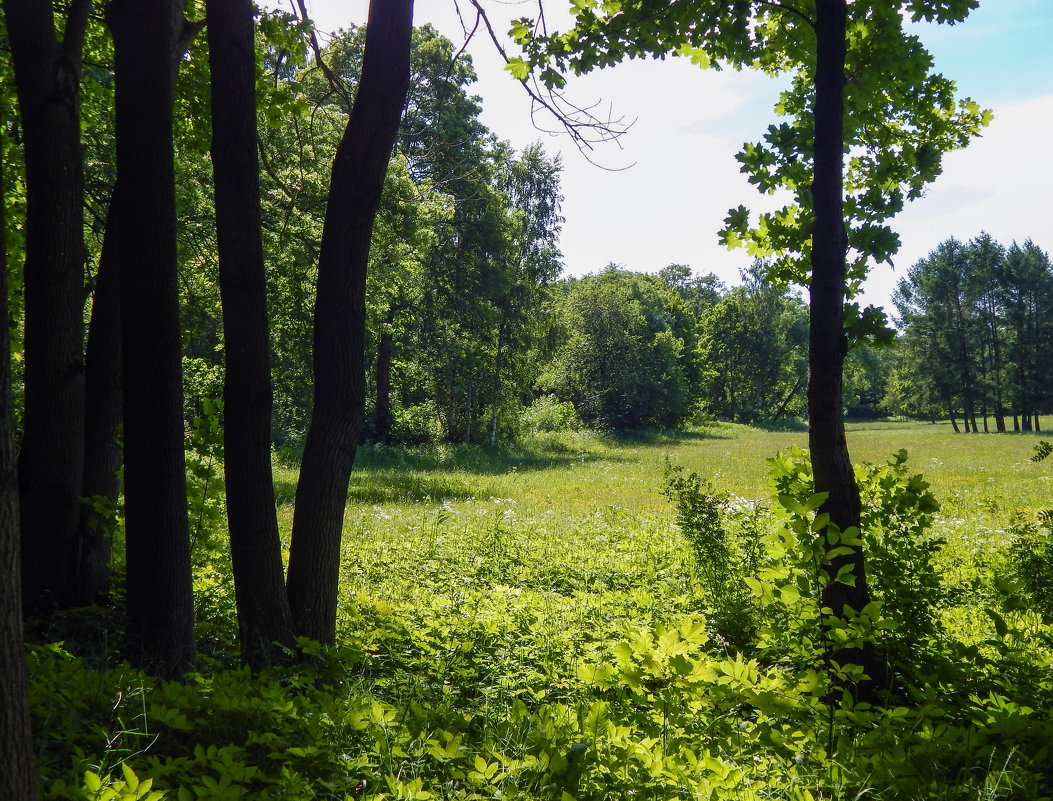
<box><xmin>208</xmin><ymin>0</ymin><xmax>294</xmax><ymax>668</ymax></box>
<box><xmin>76</xmin><ymin>188</ymin><xmax>123</xmax><ymax>603</ymax></box>
<box><xmin>810</xmin><ymin>0</ymin><xmax>872</xmax><ymax>682</ymax></box>
<box><xmin>108</xmin><ymin>0</ymin><xmax>196</xmax><ymax>676</ymax></box>
<box><xmin>375</xmin><ymin>307</ymin><xmax>394</xmax><ymax>444</ymax></box>
<box><xmin>1034</xmin><ymin>414</ymin><xmax>1041</xmax><ymax>433</ymax></box>
<box><xmin>286</xmin><ymin>0</ymin><xmax>414</xmax><ymax>644</ymax></box>
<box><xmin>948</xmin><ymin>404</ymin><xmax>960</xmax><ymax>433</ymax></box>
<box><xmin>489</xmin><ymin>328</ymin><xmax>503</xmax><ymax>448</ymax></box>
<box><xmin>0</xmin><ymin>116</ymin><xmax>39</xmax><ymax>801</ymax></box>
<box><xmin>1013</xmin><ymin>413</ymin><xmax>1020</xmax><ymax>432</ymax></box>
<box><xmin>466</xmin><ymin>384</ymin><xmax>473</xmax><ymax>443</ymax></box>
<box><xmin>4</xmin><ymin>0</ymin><xmax>91</xmax><ymax>614</ymax></box>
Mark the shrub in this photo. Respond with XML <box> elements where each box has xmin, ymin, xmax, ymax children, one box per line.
<box><xmin>661</xmin><ymin>462</ymin><xmax>762</xmax><ymax>646</ymax></box>
<box><xmin>521</xmin><ymin>394</ymin><xmax>583</xmax><ymax>433</ymax></box>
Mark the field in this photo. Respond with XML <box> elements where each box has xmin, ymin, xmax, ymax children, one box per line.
<box><xmin>33</xmin><ymin>421</ymin><xmax>1053</xmax><ymax>800</ymax></box>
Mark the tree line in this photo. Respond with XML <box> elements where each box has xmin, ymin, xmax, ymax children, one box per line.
<box><xmin>893</xmin><ymin>233</ymin><xmax>1053</xmax><ymax>433</ymax></box>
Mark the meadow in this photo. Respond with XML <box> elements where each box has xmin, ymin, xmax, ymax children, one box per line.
<box><xmin>31</xmin><ymin>420</ymin><xmax>1053</xmax><ymax>801</ymax></box>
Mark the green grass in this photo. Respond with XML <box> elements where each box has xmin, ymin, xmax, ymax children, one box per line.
<box><xmin>273</xmin><ymin>418</ymin><xmax>1050</xmax><ymax>527</ymax></box>
<box><xmin>31</xmin><ymin>420</ymin><xmax>1053</xmax><ymax>800</ymax></box>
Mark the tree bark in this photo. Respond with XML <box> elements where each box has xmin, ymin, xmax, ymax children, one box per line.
<box><xmin>108</xmin><ymin>0</ymin><xmax>196</xmax><ymax>677</ymax></box>
<box><xmin>810</xmin><ymin>0</ymin><xmax>872</xmax><ymax>673</ymax></box>
<box><xmin>76</xmin><ymin>188</ymin><xmax>124</xmax><ymax>604</ymax></box>
<box><xmin>0</xmin><ymin>113</ymin><xmax>39</xmax><ymax>801</ymax></box>
<box><xmin>4</xmin><ymin>0</ymin><xmax>91</xmax><ymax>614</ymax></box>
<box><xmin>286</xmin><ymin>0</ymin><xmax>414</xmax><ymax>644</ymax></box>
<box><xmin>207</xmin><ymin>0</ymin><xmax>295</xmax><ymax>668</ymax></box>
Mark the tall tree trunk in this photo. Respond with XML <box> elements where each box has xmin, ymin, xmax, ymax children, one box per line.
<box><xmin>0</xmin><ymin>116</ymin><xmax>39</xmax><ymax>801</ymax></box>
<box><xmin>4</xmin><ymin>0</ymin><xmax>91</xmax><ymax>614</ymax></box>
<box><xmin>375</xmin><ymin>307</ymin><xmax>394</xmax><ymax>445</ymax></box>
<box><xmin>286</xmin><ymin>0</ymin><xmax>414</xmax><ymax>645</ymax></box>
<box><xmin>76</xmin><ymin>188</ymin><xmax>123</xmax><ymax>604</ymax></box>
<box><xmin>108</xmin><ymin>0</ymin><xmax>196</xmax><ymax>677</ymax></box>
<box><xmin>810</xmin><ymin>0</ymin><xmax>872</xmax><ymax>680</ymax></box>
<box><xmin>208</xmin><ymin>0</ymin><xmax>294</xmax><ymax>668</ymax></box>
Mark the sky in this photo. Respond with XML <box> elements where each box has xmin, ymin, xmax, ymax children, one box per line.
<box><xmin>273</xmin><ymin>0</ymin><xmax>1053</xmax><ymax>313</ymax></box>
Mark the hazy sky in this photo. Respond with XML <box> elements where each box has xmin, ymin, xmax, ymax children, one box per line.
<box><xmin>274</xmin><ymin>0</ymin><xmax>1053</xmax><ymax>312</ymax></box>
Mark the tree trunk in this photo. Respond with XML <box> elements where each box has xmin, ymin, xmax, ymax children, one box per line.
<box><xmin>108</xmin><ymin>0</ymin><xmax>196</xmax><ymax>677</ymax></box>
<box><xmin>466</xmin><ymin>384</ymin><xmax>473</xmax><ymax>443</ymax></box>
<box><xmin>375</xmin><ymin>307</ymin><xmax>394</xmax><ymax>444</ymax></box>
<box><xmin>4</xmin><ymin>0</ymin><xmax>91</xmax><ymax>614</ymax></box>
<box><xmin>208</xmin><ymin>0</ymin><xmax>294</xmax><ymax>668</ymax></box>
<box><xmin>76</xmin><ymin>188</ymin><xmax>123</xmax><ymax>604</ymax></box>
<box><xmin>810</xmin><ymin>0</ymin><xmax>872</xmax><ymax>680</ymax></box>
<box><xmin>489</xmin><ymin>328</ymin><xmax>503</xmax><ymax>448</ymax></box>
<box><xmin>0</xmin><ymin>114</ymin><xmax>39</xmax><ymax>801</ymax></box>
<box><xmin>948</xmin><ymin>404</ymin><xmax>960</xmax><ymax>433</ymax></box>
<box><xmin>286</xmin><ymin>0</ymin><xmax>414</xmax><ymax>645</ymax></box>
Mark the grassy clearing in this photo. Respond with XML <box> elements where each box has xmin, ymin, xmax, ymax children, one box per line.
<box><xmin>273</xmin><ymin>418</ymin><xmax>1049</xmax><ymax>526</ymax></box>
<box><xmin>33</xmin><ymin>420</ymin><xmax>1053</xmax><ymax>800</ymax></box>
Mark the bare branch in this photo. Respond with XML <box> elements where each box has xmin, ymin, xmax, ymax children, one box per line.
<box><xmin>459</xmin><ymin>0</ymin><xmax>635</xmax><ymax>169</ymax></box>
<box><xmin>291</xmin><ymin>0</ymin><xmax>356</xmax><ymax>112</ymax></box>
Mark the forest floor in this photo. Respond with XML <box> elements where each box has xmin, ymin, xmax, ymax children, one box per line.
<box><xmin>31</xmin><ymin>419</ymin><xmax>1053</xmax><ymax>800</ymax></box>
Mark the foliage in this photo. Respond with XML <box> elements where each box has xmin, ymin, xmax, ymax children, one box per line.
<box><xmin>696</xmin><ymin>263</ymin><xmax>807</xmax><ymax>423</ymax></box>
<box><xmin>893</xmin><ymin>234</ymin><xmax>1053</xmax><ymax>429</ymax></box>
<box><xmin>521</xmin><ymin>394</ymin><xmax>584</xmax><ymax>434</ymax></box>
<box><xmin>29</xmin><ymin>424</ymin><xmax>1053</xmax><ymax>800</ymax></box>
<box><xmin>856</xmin><ymin>450</ymin><xmax>945</xmax><ymax>667</ymax></box>
<box><xmin>662</xmin><ymin>462</ymin><xmax>762</xmax><ymax>646</ymax></box>
<box><xmin>1004</xmin><ymin>510</ymin><xmax>1053</xmax><ymax>621</ymax></box>
<box><xmin>541</xmin><ymin>268</ymin><xmax>697</xmax><ymax>430</ymax></box>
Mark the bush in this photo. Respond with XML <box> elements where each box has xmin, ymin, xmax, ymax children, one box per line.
<box><xmin>521</xmin><ymin>394</ymin><xmax>583</xmax><ymax>433</ymax></box>
<box><xmin>661</xmin><ymin>462</ymin><xmax>762</xmax><ymax>647</ymax></box>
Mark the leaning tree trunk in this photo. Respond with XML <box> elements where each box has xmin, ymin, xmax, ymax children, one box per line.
<box><xmin>0</xmin><ymin>115</ymin><xmax>39</xmax><ymax>801</ymax></box>
<box><xmin>286</xmin><ymin>0</ymin><xmax>414</xmax><ymax>644</ymax></box>
<box><xmin>207</xmin><ymin>0</ymin><xmax>294</xmax><ymax>669</ymax></box>
<box><xmin>108</xmin><ymin>0</ymin><xmax>196</xmax><ymax>677</ymax></box>
<box><xmin>76</xmin><ymin>188</ymin><xmax>124</xmax><ymax>604</ymax></box>
<box><xmin>4</xmin><ymin>0</ymin><xmax>91</xmax><ymax>614</ymax></box>
<box><xmin>810</xmin><ymin>0</ymin><xmax>872</xmax><ymax>679</ymax></box>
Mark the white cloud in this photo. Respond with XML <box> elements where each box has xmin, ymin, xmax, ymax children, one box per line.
<box><xmin>862</xmin><ymin>94</ymin><xmax>1053</xmax><ymax>309</ymax></box>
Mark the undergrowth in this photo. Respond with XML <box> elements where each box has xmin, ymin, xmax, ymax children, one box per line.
<box><xmin>26</xmin><ymin>425</ymin><xmax>1053</xmax><ymax>800</ymax></box>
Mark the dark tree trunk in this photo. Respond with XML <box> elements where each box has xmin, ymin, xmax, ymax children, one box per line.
<box><xmin>286</xmin><ymin>0</ymin><xmax>414</xmax><ymax>644</ymax></box>
<box><xmin>4</xmin><ymin>0</ymin><xmax>91</xmax><ymax>614</ymax></box>
<box><xmin>76</xmin><ymin>189</ymin><xmax>123</xmax><ymax>604</ymax></box>
<box><xmin>1013</xmin><ymin>413</ymin><xmax>1020</xmax><ymax>432</ymax></box>
<box><xmin>375</xmin><ymin>308</ymin><xmax>395</xmax><ymax>445</ymax></box>
<box><xmin>108</xmin><ymin>0</ymin><xmax>196</xmax><ymax>677</ymax></box>
<box><xmin>810</xmin><ymin>0</ymin><xmax>872</xmax><ymax>675</ymax></box>
<box><xmin>207</xmin><ymin>0</ymin><xmax>294</xmax><ymax>668</ymax></box>
<box><xmin>0</xmin><ymin>117</ymin><xmax>39</xmax><ymax>801</ymax></box>
<box><xmin>948</xmin><ymin>405</ymin><xmax>960</xmax><ymax>433</ymax></box>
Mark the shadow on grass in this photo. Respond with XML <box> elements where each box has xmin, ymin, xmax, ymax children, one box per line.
<box><xmin>272</xmin><ymin>427</ymin><xmax>732</xmax><ymax>502</ymax></box>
